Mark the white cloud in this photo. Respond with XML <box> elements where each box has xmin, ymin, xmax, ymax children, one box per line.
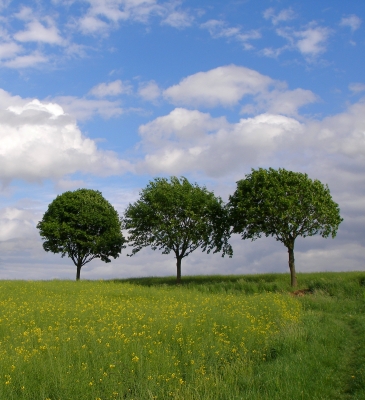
<box><xmin>137</xmin><ymin>108</ymin><xmax>302</xmax><ymax>176</ymax></box>
<box><xmin>349</xmin><ymin>83</ymin><xmax>365</xmax><ymax>93</ymax></box>
<box><xmin>14</xmin><ymin>7</ymin><xmax>65</xmax><ymax>45</ymax></box>
<box><xmin>294</xmin><ymin>25</ymin><xmax>331</xmax><ymax>56</ymax></box>
<box><xmin>0</xmin><ymin>7</ymin><xmax>67</xmax><ymax>68</ymax></box>
<box><xmin>138</xmin><ymin>80</ymin><xmax>161</xmax><ymax>101</ymax></box>
<box><xmin>163</xmin><ymin>65</ymin><xmax>273</xmax><ymax>107</ymax></box>
<box><xmin>14</xmin><ymin>19</ymin><xmax>65</xmax><ymax>45</ymax></box>
<box><xmin>201</xmin><ymin>19</ymin><xmax>239</xmax><ymax>38</ymax></box>
<box><xmin>2</xmin><ymin>52</ymin><xmax>48</xmax><ymax>68</ymax></box>
<box><xmin>260</xmin><ymin>46</ymin><xmax>287</xmax><ymax>58</ymax></box>
<box><xmin>0</xmin><ymin>207</ymin><xmax>39</xmax><ymax>242</ymax></box>
<box><xmin>0</xmin><ymin>42</ymin><xmax>22</xmax><ymax>60</ymax></box>
<box><xmin>89</xmin><ymin>80</ymin><xmax>132</xmax><ymax>97</ymax></box>
<box><xmin>340</xmin><ymin>15</ymin><xmax>362</xmax><ymax>31</ymax></box>
<box><xmin>161</xmin><ymin>10</ymin><xmax>193</xmax><ymax>28</ymax></box>
<box><xmin>263</xmin><ymin>8</ymin><xmax>296</xmax><ymax>25</ymax></box>
<box><xmin>64</xmin><ymin>43</ymin><xmax>89</xmax><ymax>58</ymax></box>
<box><xmin>265</xmin><ymin>24</ymin><xmax>331</xmax><ymax>60</ymax></box>
<box><xmin>138</xmin><ymin>108</ymin><xmax>229</xmax><ymax>144</ymax></box>
<box><xmin>54</xmin><ymin>96</ymin><xmax>125</xmax><ymax>120</ymax></box>
<box><xmin>306</xmin><ymin>100</ymin><xmax>365</xmax><ymax>161</ymax></box>
<box><xmin>0</xmin><ymin>2</ymin><xmax>192</xmax><ymax>69</ymax></box>
<box><xmin>201</xmin><ymin>19</ymin><xmax>261</xmax><ymax>50</ymax></box>
<box><xmin>136</xmin><ymin>97</ymin><xmax>365</xmax><ymax>183</ymax></box>
<box><xmin>0</xmin><ymin>0</ymin><xmax>10</xmax><ymax>10</ymax></box>
<box><xmin>77</xmin><ymin>0</ymin><xmax>193</xmax><ymax>34</ymax></box>
<box><xmin>0</xmin><ymin>89</ymin><xmax>132</xmax><ymax>183</ymax></box>
<box><xmin>14</xmin><ymin>6</ymin><xmax>33</xmax><ymax>21</ymax></box>
<box><xmin>78</xmin><ymin>15</ymin><xmax>111</xmax><ymax>34</ymax></box>
<box><xmin>8</xmin><ymin>99</ymin><xmax>64</xmax><ymax>118</ymax></box>
<box><xmin>242</xmin><ymin>88</ymin><xmax>318</xmax><ymax>116</ymax></box>
<box><xmin>162</xmin><ymin>65</ymin><xmax>316</xmax><ymax>115</ymax></box>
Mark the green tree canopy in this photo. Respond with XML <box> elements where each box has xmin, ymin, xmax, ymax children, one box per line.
<box><xmin>37</xmin><ymin>189</ymin><xmax>126</xmax><ymax>280</ymax></box>
<box><xmin>228</xmin><ymin>168</ymin><xmax>343</xmax><ymax>286</ymax></box>
<box><xmin>123</xmin><ymin>176</ymin><xmax>232</xmax><ymax>283</ymax></box>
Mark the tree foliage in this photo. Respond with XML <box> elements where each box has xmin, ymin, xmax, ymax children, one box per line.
<box><xmin>123</xmin><ymin>176</ymin><xmax>232</xmax><ymax>283</ymax></box>
<box><xmin>37</xmin><ymin>189</ymin><xmax>126</xmax><ymax>280</ymax></box>
<box><xmin>228</xmin><ymin>168</ymin><xmax>343</xmax><ymax>286</ymax></box>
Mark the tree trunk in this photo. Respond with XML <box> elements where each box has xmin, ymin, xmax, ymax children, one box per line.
<box><xmin>287</xmin><ymin>244</ymin><xmax>297</xmax><ymax>287</ymax></box>
<box><xmin>176</xmin><ymin>257</ymin><xmax>182</xmax><ymax>284</ymax></box>
<box><xmin>76</xmin><ymin>263</ymin><xmax>82</xmax><ymax>281</ymax></box>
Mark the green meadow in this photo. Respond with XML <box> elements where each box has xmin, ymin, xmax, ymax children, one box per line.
<box><xmin>0</xmin><ymin>272</ymin><xmax>364</xmax><ymax>399</ymax></box>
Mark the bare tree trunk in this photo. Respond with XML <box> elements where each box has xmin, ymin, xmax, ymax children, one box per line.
<box><xmin>176</xmin><ymin>257</ymin><xmax>182</xmax><ymax>284</ymax></box>
<box><xmin>76</xmin><ymin>263</ymin><xmax>82</xmax><ymax>281</ymax></box>
<box><xmin>287</xmin><ymin>244</ymin><xmax>297</xmax><ymax>287</ymax></box>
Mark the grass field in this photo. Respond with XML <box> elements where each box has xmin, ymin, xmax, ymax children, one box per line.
<box><xmin>0</xmin><ymin>271</ymin><xmax>364</xmax><ymax>399</ymax></box>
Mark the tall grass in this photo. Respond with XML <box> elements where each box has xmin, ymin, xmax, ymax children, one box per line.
<box><xmin>0</xmin><ymin>280</ymin><xmax>299</xmax><ymax>399</ymax></box>
<box><xmin>0</xmin><ymin>271</ymin><xmax>364</xmax><ymax>399</ymax></box>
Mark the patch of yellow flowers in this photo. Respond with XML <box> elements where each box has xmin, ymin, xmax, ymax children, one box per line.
<box><xmin>0</xmin><ymin>280</ymin><xmax>301</xmax><ymax>398</ymax></box>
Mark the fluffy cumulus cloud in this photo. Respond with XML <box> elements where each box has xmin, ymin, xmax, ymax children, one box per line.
<box><xmin>137</xmin><ymin>108</ymin><xmax>303</xmax><ymax>176</ymax></box>
<box><xmin>14</xmin><ymin>19</ymin><xmax>65</xmax><ymax>45</ymax></box>
<box><xmin>163</xmin><ymin>65</ymin><xmax>274</xmax><ymax>107</ymax></box>
<box><xmin>0</xmin><ymin>89</ymin><xmax>131</xmax><ymax>183</ymax></box>
<box><xmin>136</xmin><ymin>68</ymin><xmax>365</xmax><ymax>207</ymax></box>
<box><xmin>163</xmin><ymin>65</ymin><xmax>317</xmax><ymax>115</ymax></box>
<box><xmin>138</xmin><ymin>66</ymin><xmax>321</xmax><ymax>176</ymax></box>
<box><xmin>137</xmin><ymin>98</ymin><xmax>365</xmax><ymax>180</ymax></box>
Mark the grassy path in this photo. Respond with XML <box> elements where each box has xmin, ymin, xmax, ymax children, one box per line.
<box><xmin>339</xmin><ymin>314</ymin><xmax>365</xmax><ymax>398</ymax></box>
<box><xmin>265</xmin><ymin>273</ymin><xmax>365</xmax><ymax>400</ymax></box>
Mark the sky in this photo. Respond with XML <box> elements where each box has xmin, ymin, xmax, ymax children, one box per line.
<box><xmin>0</xmin><ymin>0</ymin><xmax>364</xmax><ymax>280</ymax></box>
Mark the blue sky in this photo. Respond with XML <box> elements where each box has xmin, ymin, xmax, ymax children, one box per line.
<box><xmin>0</xmin><ymin>0</ymin><xmax>364</xmax><ymax>280</ymax></box>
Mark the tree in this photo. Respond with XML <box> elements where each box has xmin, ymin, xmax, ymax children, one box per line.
<box><xmin>37</xmin><ymin>189</ymin><xmax>126</xmax><ymax>280</ymax></box>
<box><xmin>228</xmin><ymin>168</ymin><xmax>343</xmax><ymax>287</ymax></box>
<box><xmin>123</xmin><ymin>176</ymin><xmax>232</xmax><ymax>283</ymax></box>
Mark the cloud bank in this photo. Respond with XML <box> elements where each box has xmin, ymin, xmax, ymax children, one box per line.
<box><xmin>0</xmin><ymin>89</ymin><xmax>131</xmax><ymax>184</ymax></box>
